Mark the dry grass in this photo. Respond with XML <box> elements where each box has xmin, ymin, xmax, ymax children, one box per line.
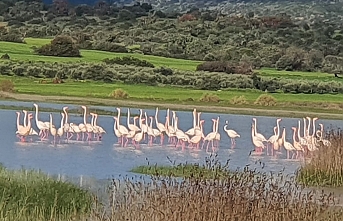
<box><xmin>254</xmin><ymin>94</ymin><xmax>277</xmax><ymax>106</ymax></box>
<box><xmin>199</xmin><ymin>93</ymin><xmax>220</xmax><ymax>103</ymax></box>
<box><xmin>297</xmin><ymin>129</ymin><xmax>343</xmax><ymax>187</ymax></box>
<box><xmin>87</xmin><ymin>155</ymin><xmax>343</xmax><ymax>220</ymax></box>
<box><xmin>0</xmin><ymin>79</ymin><xmax>14</xmax><ymax>92</ymax></box>
<box><xmin>109</xmin><ymin>88</ymin><xmax>129</xmax><ymax>99</ymax></box>
<box><xmin>230</xmin><ymin>95</ymin><xmax>248</xmax><ymax>105</ymax></box>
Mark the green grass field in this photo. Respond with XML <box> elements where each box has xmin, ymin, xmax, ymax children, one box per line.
<box><xmin>0</xmin><ymin>38</ymin><xmax>340</xmax><ymax>79</ymax></box>
<box><xmin>0</xmin><ymin>38</ymin><xmax>202</xmax><ymax>71</ymax></box>
<box><xmin>3</xmin><ymin>75</ymin><xmax>343</xmax><ymax>104</ymax></box>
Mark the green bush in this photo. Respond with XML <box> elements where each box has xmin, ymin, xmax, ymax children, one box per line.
<box><xmin>103</xmin><ymin>56</ymin><xmax>154</xmax><ymax>68</ymax></box>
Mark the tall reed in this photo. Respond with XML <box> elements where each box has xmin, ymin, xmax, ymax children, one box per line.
<box><xmin>297</xmin><ymin>129</ymin><xmax>343</xmax><ymax>187</ymax></box>
<box><xmin>0</xmin><ymin>165</ymin><xmax>93</xmax><ymax>221</ymax></box>
<box><xmin>91</xmin><ymin>155</ymin><xmax>343</xmax><ymax>220</ymax></box>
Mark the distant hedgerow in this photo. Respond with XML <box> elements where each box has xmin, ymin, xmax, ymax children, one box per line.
<box><xmin>103</xmin><ymin>56</ymin><xmax>154</xmax><ymax>68</ymax></box>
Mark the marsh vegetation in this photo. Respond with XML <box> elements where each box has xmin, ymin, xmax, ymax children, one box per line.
<box><xmin>297</xmin><ymin>129</ymin><xmax>343</xmax><ymax>187</ymax></box>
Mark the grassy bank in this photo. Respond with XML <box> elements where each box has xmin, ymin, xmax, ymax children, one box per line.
<box><xmin>297</xmin><ymin>129</ymin><xmax>343</xmax><ymax>187</ymax></box>
<box><xmin>2</xmin><ymin>75</ymin><xmax>343</xmax><ymax>119</ymax></box>
<box><xmin>0</xmin><ymin>164</ymin><xmax>92</xmax><ymax>220</ymax></box>
<box><xmin>0</xmin><ymin>38</ymin><xmax>201</xmax><ymax>71</ymax></box>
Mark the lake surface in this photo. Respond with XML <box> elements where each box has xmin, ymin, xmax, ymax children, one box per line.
<box><xmin>2</xmin><ymin>100</ymin><xmax>342</xmax><ymax>182</ymax></box>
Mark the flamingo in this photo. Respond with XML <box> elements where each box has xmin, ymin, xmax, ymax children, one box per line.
<box><xmin>22</xmin><ymin>110</ymin><xmax>39</xmax><ymax>136</ymax></box>
<box><xmin>252</xmin><ymin>118</ymin><xmax>267</xmax><ymax>142</ymax></box>
<box><xmin>49</xmin><ymin>113</ymin><xmax>57</xmax><ymax>144</ymax></box>
<box><xmin>62</xmin><ymin>106</ymin><xmax>73</xmax><ymax>141</ymax></box>
<box><xmin>127</xmin><ymin>108</ymin><xmax>140</xmax><ymax>132</ymax></box>
<box><xmin>57</xmin><ymin>112</ymin><xmax>65</xmax><ymax>144</ymax></box>
<box><xmin>202</xmin><ymin>117</ymin><xmax>219</xmax><ymax>152</ymax></box>
<box><xmin>116</xmin><ymin>107</ymin><xmax>129</xmax><ymax>145</ymax></box>
<box><xmin>70</xmin><ymin>123</ymin><xmax>81</xmax><ymax>140</ymax></box>
<box><xmin>33</xmin><ymin>103</ymin><xmax>49</xmax><ymax>140</ymax></box>
<box><xmin>112</xmin><ymin>117</ymin><xmax>122</xmax><ymax>145</ymax></box>
<box><xmin>189</xmin><ymin>120</ymin><xmax>205</xmax><ymax>149</ymax></box>
<box><xmin>317</xmin><ymin>123</ymin><xmax>331</xmax><ymax>147</ymax></box>
<box><xmin>266</xmin><ymin>118</ymin><xmax>282</xmax><ymax>155</ymax></box>
<box><xmin>282</xmin><ymin>127</ymin><xmax>296</xmax><ymax>159</ymax></box>
<box><xmin>291</xmin><ymin>127</ymin><xmax>304</xmax><ymax>159</ymax></box>
<box><xmin>91</xmin><ymin>113</ymin><xmax>106</xmax><ymax>140</ymax></box>
<box><xmin>16</xmin><ymin>113</ymin><xmax>33</xmax><ymax>142</ymax></box>
<box><xmin>15</xmin><ymin>112</ymin><xmax>25</xmax><ymax>141</ymax></box>
<box><xmin>185</xmin><ymin>109</ymin><xmax>198</xmax><ymax>136</ymax></box>
<box><xmin>132</xmin><ymin>117</ymin><xmax>145</xmax><ymax>149</ymax></box>
<box><xmin>223</xmin><ymin>120</ymin><xmax>240</xmax><ymax>147</ymax></box>
<box><xmin>251</xmin><ymin>123</ymin><xmax>265</xmax><ymax>153</ymax></box>
<box><xmin>139</xmin><ymin>109</ymin><xmax>148</xmax><ymax>140</ymax></box>
<box><xmin>155</xmin><ymin>107</ymin><xmax>167</xmax><ymax>145</ymax></box>
<box><xmin>149</xmin><ymin>116</ymin><xmax>162</xmax><ymax>144</ymax></box>
<box><xmin>174</xmin><ymin>116</ymin><xmax>190</xmax><ymax>150</ymax></box>
<box><xmin>81</xmin><ymin>106</ymin><xmax>94</xmax><ymax>141</ymax></box>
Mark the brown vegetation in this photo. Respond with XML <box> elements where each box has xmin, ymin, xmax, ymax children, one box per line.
<box><xmin>0</xmin><ymin>79</ymin><xmax>14</xmax><ymax>92</ymax></box>
<box><xmin>230</xmin><ymin>95</ymin><xmax>248</xmax><ymax>105</ymax></box>
<box><xmin>110</xmin><ymin>88</ymin><xmax>129</xmax><ymax>99</ymax></box>
<box><xmin>254</xmin><ymin>94</ymin><xmax>277</xmax><ymax>106</ymax></box>
<box><xmin>297</xmin><ymin>129</ymin><xmax>343</xmax><ymax>187</ymax></box>
<box><xmin>199</xmin><ymin>93</ymin><xmax>220</xmax><ymax>102</ymax></box>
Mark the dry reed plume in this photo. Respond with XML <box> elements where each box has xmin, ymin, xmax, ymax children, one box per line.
<box><xmin>297</xmin><ymin>129</ymin><xmax>343</xmax><ymax>187</ymax></box>
<box><xmin>89</xmin><ymin>155</ymin><xmax>343</xmax><ymax>221</ymax></box>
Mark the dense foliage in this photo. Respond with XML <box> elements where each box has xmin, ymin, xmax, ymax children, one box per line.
<box><xmin>0</xmin><ymin>60</ymin><xmax>342</xmax><ymax>94</ymax></box>
<box><xmin>1</xmin><ymin>0</ymin><xmax>343</xmax><ymax>75</ymax></box>
<box><xmin>35</xmin><ymin>35</ymin><xmax>81</xmax><ymax>57</ymax></box>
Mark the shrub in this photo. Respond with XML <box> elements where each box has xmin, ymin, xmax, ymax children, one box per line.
<box><xmin>199</xmin><ymin>93</ymin><xmax>220</xmax><ymax>102</ymax></box>
<box><xmin>254</xmin><ymin>94</ymin><xmax>277</xmax><ymax>106</ymax></box>
<box><xmin>154</xmin><ymin>67</ymin><xmax>173</xmax><ymax>76</ymax></box>
<box><xmin>110</xmin><ymin>88</ymin><xmax>129</xmax><ymax>99</ymax></box>
<box><xmin>0</xmin><ymin>53</ymin><xmax>10</xmax><ymax>59</ymax></box>
<box><xmin>0</xmin><ymin>79</ymin><xmax>14</xmax><ymax>92</ymax></box>
<box><xmin>230</xmin><ymin>95</ymin><xmax>248</xmax><ymax>105</ymax></box>
<box><xmin>35</xmin><ymin>35</ymin><xmax>81</xmax><ymax>57</ymax></box>
<box><xmin>103</xmin><ymin>56</ymin><xmax>154</xmax><ymax>68</ymax></box>
<box><xmin>196</xmin><ymin>61</ymin><xmax>253</xmax><ymax>75</ymax></box>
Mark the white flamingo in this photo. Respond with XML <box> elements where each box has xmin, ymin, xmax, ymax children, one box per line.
<box><xmin>49</xmin><ymin>113</ymin><xmax>57</xmax><ymax>145</ymax></box>
<box><xmin>155</xmin><ymin>107</ymin><xmax>167</xmax><ymax>145</ymax></box>
<box><xmin>57</xmin><ymin>112</ymin><xmax>65</xmax><ymax>144</ymax></box>
<box><xmin>16</xmin><ymin>113</ymin><xmax>33</xmax><ymax>142</ymax></box>
<box><xmin>22</xmin><ymin>110</ymin><xmax>39</xmax><ymax>136</ymax></box>
<box><xmin>33</xmin><ymin>103</ymin><xmax>49</xmax><ymax>140</ymax></box>
<box><xmin>223</xmin><ymin>120</ymin><xmax>240</xmax><ymax>147</ymax></box>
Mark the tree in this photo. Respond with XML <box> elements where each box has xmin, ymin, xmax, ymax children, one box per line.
<box><xmin>35</xmin><ymin>35</ymin><xmax>81</xmax><ymax>57</ymax></box>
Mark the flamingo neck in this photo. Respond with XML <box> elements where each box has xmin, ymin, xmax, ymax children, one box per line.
<box><xmin>83</xmin><ymin>107</ymin><xmax>87</xmax><ymax>125</ymax></box>
<box><xmin>192</xmin><ymin>111</ymin><xmax>196</xmax><ymax>128</ymax></box>
<box><xmin>64</xmin><ymin>109</ymin><xmax>68</xmax><ymax>124</ymax></box>
<box><xmin>60</xmin><ymin>114</ymin><xmax>65</xmax><ymax>127</ymax></box>
<box><xmin>297</xmin><ymin>121</ymin><xmax>301</xmax><ymax>138</ymax></box>
<box><xmin>312</xmin><ymin>119</ymin><xmax>317</xmax><ymax>136</ymax></box>
<box><xmin>292</xmin><ymin>129</ymin><xmax>296</xmax><ymax>142</ymax></box>
<box><xmin>34</xmin><ymin>105</ymin><xmax>39</xmax><ymax>124</ymax></box>
<box><xmin>91</xmin><ymin>115</ymin><xmax>94</xmax><ymax>127</ymax></box>
<box><xmin>276</xmin><ymin>120</ymin><xmax>280</xmax><ymax>137</ymax></box>
<box><xmin>16</xmin><ymin>113</ymin><xmax>20</xmax><ymax>129</ymax></box>
<box><xmin>23</xmin><ymin>111</ymin><xmax>27</xmax><ymax>127</ymax></box>
<box><xmin>253</xmin><ymin>119</ymin><xmax>258</xmax><ymax>135</ymax></box>
<box><xmin>307</xmin><ymin>118</ymin><xmax>311</xmax><ymax>136</ymax></box>
<box><xmin>127</xmin><ymin>109</ymin><xmax>130</xmax><ymax>126</ymax></box>
<box><xmin>117</xmin><ymin>109</ymin><xmax>121</xmax><ymax>125</ymax></box>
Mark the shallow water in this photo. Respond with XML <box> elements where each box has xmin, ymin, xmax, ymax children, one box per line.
<box><xmin>2</xmin><ymin>100</ymin><xmax>343</xmax><ymax>182</ymax></box>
